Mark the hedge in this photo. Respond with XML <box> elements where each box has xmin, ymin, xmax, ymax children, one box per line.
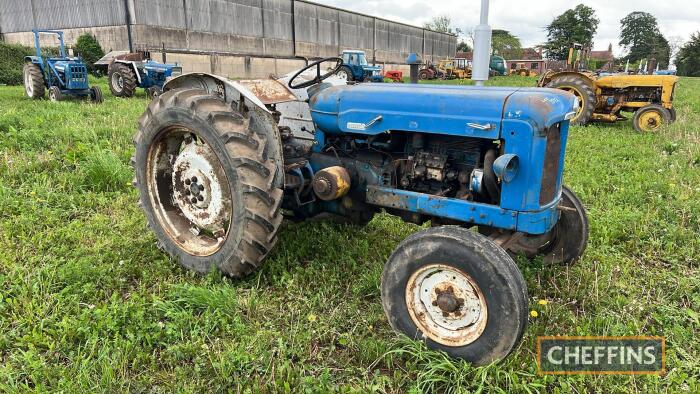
<box><xmin>0</xmin><ymin>43</ymin><xmax>36</xmax><ymax>85</ymax></box>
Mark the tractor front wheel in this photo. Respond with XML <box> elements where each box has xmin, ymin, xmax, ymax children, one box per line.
<box><xmin>480</xmin><ymin>186</ymin><xmax>589</xmax><ymax>265</ymax></box>
<box><xmin>633</xmin><ymin>104</ymin><xmax>671</xmax><ymax>132</ymax></box>
<box><xmin>48</xmin><ymin>86</ymin><xmax>62</xmax><ymax>102</ymax></box>
<box><xmin>109</xmin><ymin>63</ymin><xmax>137</xmax><ymax>97</ymax></box>
<box><xmin>381</xmin><ymin>226</ymin><xmax>528</xmax><ymax>365</ymax></box>
<box><xmin>132</xmin><ymin>88</ymin><xmax>284</xmax><ymax>277</ymax></box>
<box><xmin>23</xmin><ymin>63</ymin><xmax>45</xmax><ymax>99</ymax></box>
<box><xmin>546</xmin><ymin>75</ymin><xmax>596</xmax><ymax>125</ymax></box>
<box><xmin>90</xmin><ymin>86</ymin><xmax>103</xmax><ymax>103</ymax></box>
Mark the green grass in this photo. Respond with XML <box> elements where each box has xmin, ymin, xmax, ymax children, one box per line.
<box><xmin>0</xmin><ymin>76</ymin><xmax>698</xmax><ymax>392</ymax></box>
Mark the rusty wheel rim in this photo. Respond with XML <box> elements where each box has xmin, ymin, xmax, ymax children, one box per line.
<box><xmin>639</xmin><ymin>110</ymin><xmax>663</xmax><ymax>132</ymax></box>
<box><xmin>146</xmin><ymin>126</ymin><xmax>233</xmax><ymax>257</ymax></box>
<box><xmin>406</xmin><ymin>264</ymin><xmax>488</xmax><ymax>347</ymax></box>
<box><xmin>559</xmin><ymin>86</ymin><xmax>584</xmax><ymax>121</ymax></box>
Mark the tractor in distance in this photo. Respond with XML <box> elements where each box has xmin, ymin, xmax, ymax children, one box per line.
<box><xmin>537</xmin><ymin>44</ymin><xmax>679</xmax><ymax>132</ymax></box>
<box><xmin>22</xmin><ymin>29</ymin><xmax>103</xmax><ymax>103</ymax></box>
<box><xmin>100</xmin><ymin>51</ymin><xmax>182</xmax><ymax>99</ymax></box>
<box><xmin>336</xmin><ymin>50</ymin><xmax>384</xmax><ymax>82</ymax></box>
<box><xmin>131</xmin><ymin>57</ymin><xmax>588</xmax><ymax>365</ymax></box>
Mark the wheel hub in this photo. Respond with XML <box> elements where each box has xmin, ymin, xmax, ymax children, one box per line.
<box><xmin>406</xmin><ymin>264</ymin><xmax>488</xmax><ymax>347</ymax></box>
<box><xmin>172</xmin><ymin>139</ymin><xmax>229</xmax><ymax>233</ymax></box>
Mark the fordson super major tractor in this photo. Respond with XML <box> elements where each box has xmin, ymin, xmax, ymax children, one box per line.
<box><xmin>23</xmin><ymin>29</ymin><xmax>103</xmax><ymax>102</ymax></box>
<box><xmin>131</xmin><ymin>57</ymin><xmax>588</xmax><ymax>365</ymax></box>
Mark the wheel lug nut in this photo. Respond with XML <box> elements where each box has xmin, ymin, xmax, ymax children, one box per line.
<box><xmin>191</xmin><ymin>177</ymin><xmax>198</xmax><ymax>182</ymax></box>
<box><xmin>198</xmin><ymin>184</ymin><xmax>204</xmax><ymax>191</ymax></box>
<box><xmin>191</xmin><ymin>198</ymin><xmax>198</xmax><ymax>204</ymax></box>
<box><xmin>185</xmin><ymin>179</ymin><xmax>191</xmax><ymax>185</ymax></box>
<box><xmin>185</xmin><ymin>190</ymin><xmax>191</xmax><ymax>195</ymax></box>
<box><xmin>197</xmin><ymin>195</ymin><xmax>204</xmax><ymax>201</ymax></box>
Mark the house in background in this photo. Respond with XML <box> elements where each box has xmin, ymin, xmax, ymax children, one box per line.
<box><xmin>589</xmin><ymin>44</ymin><xmax>615</xmax><ymax>71</ymax></box>
<box><xmin>504</xmin><ymin>48</ymin><xmax>546</xmax><ymax>76</ymax></box>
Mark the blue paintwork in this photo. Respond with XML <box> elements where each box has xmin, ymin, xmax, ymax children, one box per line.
<box><xmin>139</xmin><ymin>60</ymin><xmax>182</xmax><ymax>89</ymax></box>
<box><xmin>26</xmin><ymin>29</ymin><xmax>91</xmax><ymax>97</ymax></box>
<box><xmin>307</xmin><ymin>83</ymin><xmax>577</xmax><ymax>235</ymax></box>
<box><xmin>653</xmin><ymin>70</ymin><xmax>677</xmax><ymax>75</ymax></box>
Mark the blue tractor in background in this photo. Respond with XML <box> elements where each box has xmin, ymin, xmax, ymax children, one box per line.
<box><xmin>105</xmin><ymin>52</ymin><xmax>182</xmax><ymax>99</ymax></box>
<box><xmin>23</xmin><ymin>29</ymin><xmax>103</xmax><ymax>102</ymax></box>
<box><xmin>336</xmin><ymin>50</ymin><xmax>383</xmax><ymax>82</ymax></box>
<box><xmin>131</xmin><ymin>57</ymin><xmax>589</xmax><ymax>365</ymax></box>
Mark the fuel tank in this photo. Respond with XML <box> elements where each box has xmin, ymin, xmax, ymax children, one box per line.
<box><xmin>309</xmin><ymin>84</ymin><xmax>577</xmax><ymax>139</ymax></box>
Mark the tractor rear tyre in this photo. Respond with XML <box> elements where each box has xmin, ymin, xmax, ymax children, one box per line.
<box><xmin>90</xmin><ymin>86</ymin><xmax>103</xmax><ymax>103</ymax></box>
<box><xmin>546</xmin><ymin>75</ymin><xmax>596</xmax><ymax>125</ymax></box>
<box><xmin>480</xmin><ymin>186</ymin><xmax>589</xmax><ymax>265</ymax></box>
<box><xmin>48</xmin><ymin>86</ymin><xmax>62</xmax><ymax>102</ymax></box>
<box><xmin>23</xmin><ymin>63</ymin><xmax>45</xmax><ymax>99</ymax></box>
<box><xmin>109</xmin><ymin>63</ymin><xmax>137</xmax><ymax>97</ymax></box>
<box><xmin>633</xmin><ymin>104</ymin><xmax>671</xmax><ymax>132</ymax></box>
<box><xmin>668</xmin><ymin>108</ymin><xmax>677</xmax><ymax>123</ymax></box>
<box><xmin>381</xmin><ymin>226</ymin><xmax>528</xmax><ymax>365</ymax></box>
<box><xmin>336</xmin><ymin>66</ymin><xmax>354</xmax><ymax>82</ymax></box>
<box><xmin>132</xmin><ymin>88</ymin><xmax>284</xmax><ymax>277</ymax></box>
<box><xmin>418</xmin><ymin>70</ymin><xmax>430</xmax><ymax>80</ymax></box>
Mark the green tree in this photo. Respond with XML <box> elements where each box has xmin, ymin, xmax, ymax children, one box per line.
<box><xmin>492</xmin><ymin>29</ymin><xmax>522</xmax><ymax>58</ymax></box>
<box><xmin>619</xmin><ymin>11</ymin><xmax>669</xmax><ymax>66</ymax></box>
<box><xmin>73</xmin><ymin>33</ymin><xmax>104</xmax><ymax>76</ymax></box>
<box><xmin>424</xmin><ymin>15</ymin><xmax>462</xmax><ymax>36</ymax></box>
<box><xmin>676</xmin><ymin>32</ymin><xmax>700</xmax><ymax>76</ymax></box>
<box><xmin>542</xmin><ymin>4</ymin><xmax>599</xmax><ymax>60</ymax></box>
<box><xmin>457</xmin><ymin>41</ymin><xmax>471</xmax><ymax>53</ymax></box>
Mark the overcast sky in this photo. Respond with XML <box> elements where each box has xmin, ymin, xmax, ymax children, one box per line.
<box><xmin>315</xmin><ymin>0</ymin><xmax>700</xmax><ymax>56</ymax></box>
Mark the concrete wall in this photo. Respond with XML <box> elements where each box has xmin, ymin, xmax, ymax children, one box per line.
<box><xmin>1</xmin><ymin>0</ymin><xmax>456</xmax><ymax>76</ymax></box>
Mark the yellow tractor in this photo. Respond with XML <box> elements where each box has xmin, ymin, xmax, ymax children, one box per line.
<box><xmin>537</xmin><ymin>46</ymin><xmax>679</xmax><ymax>132</ymax></box>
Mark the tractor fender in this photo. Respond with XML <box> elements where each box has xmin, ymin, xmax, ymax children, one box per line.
<box><xmin>110</xmin><ymin>60</ymin><xmax>142</xmax><ymax>85</ymax></box>
<box><xmin>162</xmin><ymin>72</ymin><xmax>271</xmax><ymax>114</ymax></box>
<box><xmin>24</xmin><ymin>56</ymin><xmax>41</xmax><ymax>64</ymax></box>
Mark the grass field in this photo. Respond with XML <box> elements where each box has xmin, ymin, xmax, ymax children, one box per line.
<box><xmin>0</xmin><ymin>75</ymin><xmax>699</xmax><ymax>393</ymax></box>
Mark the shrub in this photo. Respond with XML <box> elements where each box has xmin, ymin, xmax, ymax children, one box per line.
<box><xmin>73</xmin><ymin>33</ymin><xmax>104</xmax><ymax>76</ymax></box>
<box><xmin>0</xmin><ymin>42</ymin><xmax>36</xmax><ymax>85</ymax></box>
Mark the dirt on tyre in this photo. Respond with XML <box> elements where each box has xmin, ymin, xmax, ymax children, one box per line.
<box><xmin>381</xmin><ymin>226</ymin><xmax>528</xmax><ymax>365</ymax></box>
<box><xmin>23</xmin><ymin>63</ymin><xmax>45</xmax><ymax>99</ymax></box>
<box><xmin>633</xmin><ymin>104</ymin><xmax>671</xmax><ymax>132</ymax></box>
<box><xmin>109</xmin><ymin>63</ymin><xmax>137</xmax><ymax>97</ymax></box>
<box><xmin>132</xmin><ymin>88</ymin><xmax>284</xmax><ymax>277</ymax></box>
<box><xmin>546</xmin><ymin>75</ymin><xmax>596</xmax><ymax>125</ymax></box>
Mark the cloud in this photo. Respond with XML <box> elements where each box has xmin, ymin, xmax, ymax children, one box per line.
<box><xmin>315</xmin><ymin>0</ymin><xmax>700</xmax><ymax>55</ymax></box>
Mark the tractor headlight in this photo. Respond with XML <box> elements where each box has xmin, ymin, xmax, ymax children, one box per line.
<box><xmin>171</xmin><ymin>67</ymin><xmax>182</xmax><ymax>77</ymax></box>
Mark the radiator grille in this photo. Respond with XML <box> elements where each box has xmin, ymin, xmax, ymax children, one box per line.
<box><xmin>540</xmin><ymin>124</ymin><xmax>561</xmax><ymax>205</ymax></box>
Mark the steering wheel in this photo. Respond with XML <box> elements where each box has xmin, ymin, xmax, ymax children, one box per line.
<box><xmin>288</xmin><ymin>57</ymin><xmax>343</xmax><ymax>90</ymax></box>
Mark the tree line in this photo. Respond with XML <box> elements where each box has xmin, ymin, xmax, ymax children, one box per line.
<box><xmin>424</xmin><ymin>6</ymin><xmax>700</xmax><ymax>76</ymax></box>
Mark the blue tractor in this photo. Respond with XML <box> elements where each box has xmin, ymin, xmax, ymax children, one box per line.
<box><xmin>336</xmin><ymin>50</ymin><xmax>384</xmax><ymax>82</ymax></box>
<box><xmin>23</xmin><ymin>29</ymin><xmax>103</xmax><ymax>102</ymax></box>
<box><xmin>131</xmin><ymin>57</ymin><xmax>588</xmax><ymax>365</ymax></box>
<box><xmin>106</xmin><ymin>52</ymin><xmax>182</xmax><ymax>99</ymax></box>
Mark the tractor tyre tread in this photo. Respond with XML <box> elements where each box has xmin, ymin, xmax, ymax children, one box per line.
<box><xmin>109</xmin><ymin>63</ymin><xmax>138</xmax><ymax>97</ymax></box>
<box><xmin>339</xmin><ymin>65</ymin><xmax>355</xmax><ymax>82</ymax></box>
<box><xmin>24</xmin><ymin>63</ymin><xmax>45</xmax><ymax>99</ymax></box>
<box><xmin>132</xmin><ymin>88</ymin><xmax>284</xmax><ymax>277</ymax></box>
<box><xmin>547</xmin><ymin>75</ymin><xmax>596</xmax><ymax>125</ymax></box>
